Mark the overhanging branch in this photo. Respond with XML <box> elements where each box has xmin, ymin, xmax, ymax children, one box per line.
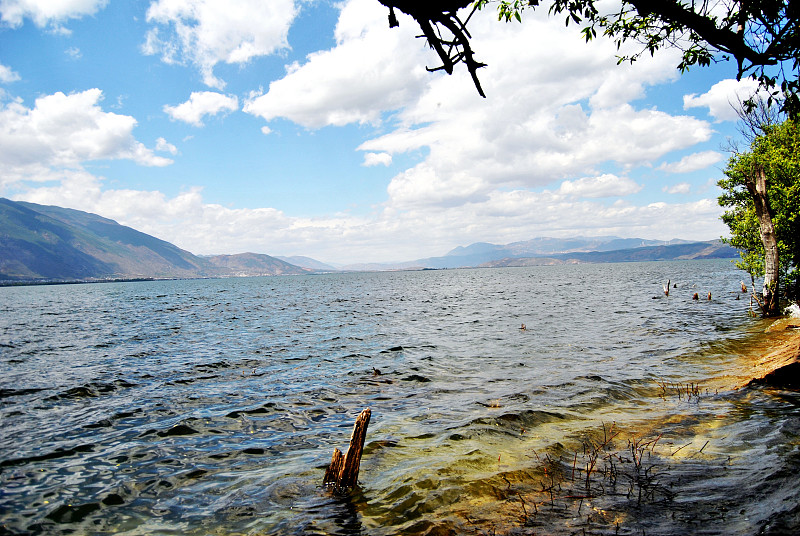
<box><xmin>378</xmin><ymin>0</ymin><xmax>487</xmax><ymax>97</ymax></box>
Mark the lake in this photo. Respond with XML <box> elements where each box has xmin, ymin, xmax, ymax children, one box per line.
<box><xmin>1</xmin><ymin>260</ymin><xmax>799</xmax><ymax>535</ymax></box>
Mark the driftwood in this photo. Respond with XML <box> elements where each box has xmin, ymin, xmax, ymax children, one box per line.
<box><xmin>324</xmin><ymin>408</ymin><xmax>371</xmax><ymax>493</ymax></box>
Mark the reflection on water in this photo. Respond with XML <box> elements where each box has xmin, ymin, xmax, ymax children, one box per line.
<box><xmin>1</xmin><ymin>261</ymin><xmax>799</xmax><ymax>535</ymax></box>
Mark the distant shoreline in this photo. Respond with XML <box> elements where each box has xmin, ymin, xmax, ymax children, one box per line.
<box><xmin>1</xmin><ymin>256</ymin><xmax>743</xmax><ymax>289</ymax></box>
<box><xmin>0</xmin><ymin>277</ymin><xmax>169</xmax><ymax>288</ymax></box>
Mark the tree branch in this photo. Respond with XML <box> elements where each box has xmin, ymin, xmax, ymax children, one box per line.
<box><xmin>627</xmin><ymin>0</ymin><xmax>778</xmax><ymax>70</ymax></box>
<box><xmin>378</xmin><ymin>0</ymin><xmax>487</xmax><ymax>97</ymax></box>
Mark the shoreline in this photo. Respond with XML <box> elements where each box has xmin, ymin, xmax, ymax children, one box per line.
<box><xmin>744</xmin><ymin>316</ymin><xmax>800</xmax><ymax>389</ymax></box>
<box><xmin>695</xmin><ymin>313</ymin><xmax>800</xmax><ymax>393</ymax></box>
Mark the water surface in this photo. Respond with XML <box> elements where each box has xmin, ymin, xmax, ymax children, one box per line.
<box><xmin>1</xmin><ymin>261</ymin><xmax>799</xmax><ymax>535</ymax></box>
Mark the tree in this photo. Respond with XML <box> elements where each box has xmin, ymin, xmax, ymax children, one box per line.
<box><xmin>378</xmin><ymin>0</ymin><xmax>799</xmax><ymax>116</ymax></box>
<box><xmin>718</xmin><ymin>114</ymin><xmax>800</xmax><ymax>316</ymax></box>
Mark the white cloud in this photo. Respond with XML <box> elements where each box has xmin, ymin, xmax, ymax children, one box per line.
<box><xmin>3</xmin><ymin>0</ymin><xmax>735</xmax><ymax>265</ymax></box>
<box><xmin>683</xmin><ymin>78</ymin><xmax>762</xmax><ymax>122</ymax></box>
<box><xmin>144</xmin><ymin>0</ymin><xmax>299</xmax><ymax>89</ymax></box>
<box><xmin>448</xmin><ymin>192</ymin><xmax>726</xmax><ymax>248</ymax></box>
<box><xmin>372</xmin><ymin>15</ymin><xmax>707</xmax><ymax>210</ymax></box>
<box><xmin>0</xmin><ymin>63</ymin><xmax>20</xmax><ymax>83</ymax></box>
<box><xmin>557</xmin><ymin>174</ymin><xmax>642</xmax><ymax>198</ymax></box>
<box><xmin>363</xmin><ymin>152</ymin><xmax>391</xmax><ymax>167</ymax></box>
<box><xmin>248</xmin><ymin>1</ymin><xmax>711</xmax><ymax>213</ymax></box>
<box><xmin>589</xmin><ymin>54</ymin><xmax>680</xmax><ymax>109</ymax></box>
<box><xmin>0</xmin><ymin>88</ymin><xmax>171</xmax><ymax>188</ymax></box>
<box><xmin>363</xmin><ymin>101</ymin><xmax>711</xmax><ymax>209</ymax></box>
<box><xmin>243</xmin><ymin>0</ymin><xmax>430</xmax><ymax>128</ymax></box>
<box><xmin>12</xmin><ymin>175</ymin><xmax>365</xmax><ymax>260</ymax></box>
<box><xmin>12</xmin><ymin>175</ymin><xmax>728</xmax><ymax>265</ymax></box>
<box><xmin>658</xmin><ymin>150</ymin><xmax>723</xmax><ymax>173</ymax></box>
<box><xmin>386</xmin><ymin>161</ymin><xmax>491</xmax><ymax>209</ymax></box>
<box><xmin>155</xmin><ymin>137</ymin><xmax>178</xmax><ymax>154</ymax></box>
<box><xmin>65</xmin><ymin>46</ymin><xmax>82</xmax><ymax>60</ymax></box>
<box><xmin>663</xmin><ymin>182</ymin><xmax>691</xmax><ymax>194</ymax></box>
<box><xmin>0</xmin><ymin>0</ymin><xmax>107</xmax><ymax>28</ymax></box>
<box><xmin>163</xmin><ymin>91</ymin><xmax>238</xmax><ymax>126</ymax></box>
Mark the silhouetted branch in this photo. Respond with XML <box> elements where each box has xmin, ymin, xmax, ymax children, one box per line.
<box><xmin>378</xmin><ymin>1</ymin><xmax>487</xmax><ymax>97</ymax></box>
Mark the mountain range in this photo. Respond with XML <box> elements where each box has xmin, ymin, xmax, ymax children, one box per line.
<box><xmin>0</xmin><ymin>198</ymin><xmax>738</xmax><ymax>283</ymax></box>
<box><xmin>0</xmin><ymin>198</ymin><xmax>308</xmax><ymax>282</ymax></box>
<box><xmin>338</xmin><ymin>237</ymin><xmax>736</xmax><ymax>271</ymax></box>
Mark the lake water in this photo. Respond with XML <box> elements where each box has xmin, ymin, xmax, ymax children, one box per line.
<box><xmin>1</xmin><ymin>260</ymin><xmax>799</xmax><ymax>535</ymax></box>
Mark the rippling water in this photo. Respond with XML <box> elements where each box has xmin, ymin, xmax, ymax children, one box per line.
<box><xmin>2</xmin><ymin>260</ymin><xmax>799</xmax><ymax>535</ymax></box>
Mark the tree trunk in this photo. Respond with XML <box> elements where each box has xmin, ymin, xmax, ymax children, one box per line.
<box><xmin>323</xmin><ymin>408</ymin><xmax>371</xmax><ymax>493</ymax></box>
<box><xmin>745</xmin><ymin>166</ymin><xmax>781</xmax><ymax>316</ymax></box>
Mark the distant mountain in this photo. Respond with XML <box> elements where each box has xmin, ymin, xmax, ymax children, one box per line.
<box><xmin>1</xmin><ymin>198</ymin><xmax>205</xmax><ymax>280</ymax></box>
<box><xmin>276</xmin><ymin>255</ymin><xmax>338</xmax><ymax>272</ymax></box>
<box><xmin>338</xmin><ymin>261</ymin><xmax>424</xmax><ymax>272</ymax></box>
<box><xmin>501</xmin><ymin>236</ymin><xmax>694</xmax><ymax>256</ymax></box>
<box><xmin>204</xmin><ymin>253</ymin><xmax>311</xmax><ymax>276</ymax></box>
<box><xmin>0</xmin><ymin>198</ymin><xmax>308</xmax><ymax>282</ymax></box>
<box><xmin>437</xmin><ymin>236</ymin><xmax>693</xmax><ymax>267</ymax></box>
<box><xmin>340</xmin><ymin>237</ymin><xmax>735</xmax><ymax>271</ymax></box>
<box><xmin>480</xmin><ymin>240</ymin><xmax>737</xmax><ymax>267</ymax></box>
<box><xmin>445</xmin><ymin>241</ymin><xmax>506</xmax><ymax>258</ymax></box>
<box><xmin>383</xmin><ymin>236</ymin><xmax>690</xmax><ymax>269</ymax></box>
<box><xmin>0</xmin><ymin>198</ymin><xmax>739</xmax><ymax>282</ymax></box>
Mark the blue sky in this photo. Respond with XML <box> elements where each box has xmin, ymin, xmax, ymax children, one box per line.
<box><xmin>0</xmin><ymin>0</ymin><xmax>764</xmax><ymax>265</ymax></box>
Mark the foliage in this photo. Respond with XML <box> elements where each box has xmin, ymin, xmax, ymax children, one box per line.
<box><xmin>718</xmin><ymin>118</ymin><xmax>800</xmax><ymax>302</ymax></box>
<box><xmin>469</xmin><ymin>0</ymin><xmax>799</xmax><ymax>115</ymax></box>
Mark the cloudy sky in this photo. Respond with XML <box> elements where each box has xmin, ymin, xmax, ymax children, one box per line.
<box><xmin>0</xmin><ymin>0</ymin><xmax>761</xmax><ymax>265</ymax></box>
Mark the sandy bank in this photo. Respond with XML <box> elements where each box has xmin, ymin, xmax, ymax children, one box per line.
<box><xmin>745</xmin><ymin>317</ymin><xmax>800</xmax><ymax>388</ymax></box>
<box><xmin>698</xmin><ymin>315</ymin><xmax>800</xmax><ymax>392</ymax></box>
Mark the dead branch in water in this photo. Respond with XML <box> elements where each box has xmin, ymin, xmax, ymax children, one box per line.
<box><xmin>324</xmin><ymin>407</ymin><xmax>371</xmax><ymax>494</ymax></box>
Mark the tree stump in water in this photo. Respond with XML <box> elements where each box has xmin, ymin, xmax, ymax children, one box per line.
<box><xmin>324</xmin><ymin>407</ymin><xmax>371</xmax><ymax>493</ymax></box>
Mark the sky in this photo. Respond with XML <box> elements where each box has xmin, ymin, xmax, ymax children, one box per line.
<box><xmin>0</xmin><ymin>0</ymin><xmax>765</xmax><ymax>266</ymax></box>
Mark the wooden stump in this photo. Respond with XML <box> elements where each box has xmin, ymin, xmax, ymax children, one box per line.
<box><xmin>324</xmin><ymin>408</ymin><xmax>371</xmax><ymax>493</ymax></box>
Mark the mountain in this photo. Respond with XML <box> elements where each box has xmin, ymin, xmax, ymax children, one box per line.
<box><xmin>480</xmin><ymin>240</ymin><xmax>737</xmax><ymax>267</ymax></box>
<box><xmin>500</xmin><ymin>236</ymin><xmax>694</xmax><ymax>256</ymax></box>
<box><xmin>205</xmin><ymin>253</ymin><xmax>309</xmax><ymax>276</ymax></box>
<box><xmin>1</xmin><ymin>198</ymin><xmax>205</xmax><ymax>280</ymax></box>
<box><xmin>0</xmin><ymin>198</ymin><xmax>308</xmax><ymax>282</ymax></box>
<box><xmin>437</xmin><ymin>236</ymin><xmax>693</xmax><ymax>267</ymax></box>
<box><xmin>276</xmin><ymin>255</ymin><xmax>338</xmax><ymax>272</ymax></box>
<box><xmin>338</xmin><ymin>261</ymin><xmax>424</xmax><ymax>272</ymax></box>
<box><xmin>338</xmin><ymin>237</ymin><xmax>735</xmax><ymax>271</ymax></box>
<box><xmin>1</xmin><ymin>198</ymin><xmax>738</xmax><ymax>282</ymax></box>
<box><xmin>366</xmin><ymin>236</ymin><xmax>708</xmax><ymax>270</ymax></box>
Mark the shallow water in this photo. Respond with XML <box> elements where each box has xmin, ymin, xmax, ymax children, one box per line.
<box><xmin>1</xmin><ymin>261</ymin><xmax>799</xmax><ymax>535</ymax></box>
